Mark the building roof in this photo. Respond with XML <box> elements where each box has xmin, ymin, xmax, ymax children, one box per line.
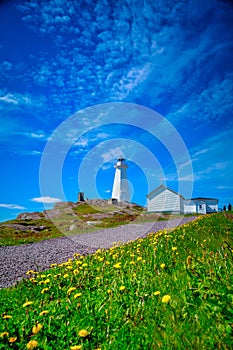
<box><xmin>191</xmin><ymin>197</ymin><xmax>219</xmax><ymax>202</ymax></box>
<box><xmin>147</xmin><ymin>185</ymin><xmax>218</xmax><ymax>202</ymax></box>
<box><xmin>146</xmin><ymin>185</ymin><xmax>185</xmax><ymax>200</ymax></box>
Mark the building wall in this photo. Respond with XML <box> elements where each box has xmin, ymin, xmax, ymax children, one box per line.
<box><xmin>184</xmin><ymin>202</ymin><xmax>196</xmax><ymax>214</ymax></box>
<box><xmin>147</xmin><ymin>188</ymin><xmax>181</xmax><ymax>213</ymax></box>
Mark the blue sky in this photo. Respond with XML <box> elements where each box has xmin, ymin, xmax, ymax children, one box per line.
<box><xmin>0</xmin><ymin>0</ymin><xmax>233</xmax><ymax>221</ymax></box>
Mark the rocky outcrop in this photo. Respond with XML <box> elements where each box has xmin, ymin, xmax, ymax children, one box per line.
<box><xmin>16</xmin><ymin>212</ymin><xmax>44</xmax><ymax>221</ymax></box>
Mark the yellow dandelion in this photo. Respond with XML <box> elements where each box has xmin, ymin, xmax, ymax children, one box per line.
<box><xmin>73</xmin><ymin>269</ymin><xmax>79</xmax><ymax>275</ymax></box>
<box><xmin>32</xmin><ymin>323</ymin><xmax>43</xmax><ymax>334</ymax></box>
<box><xmin>105</xmin><ymin>261</ymin><xmax>110</xmax><ymax>265</ymax></box>
<box><xmin>41</xmin><ymin>288</ymin><xmax>49</xmax><ymax>294</ymax></box>
<box><xmin>23</xmin><ymin>301</ymin><xmax>33</xmax><ymax>307</ymax></box>
<box><xmin>113</xmin><ymin>262</ymin><xmax>121</xmax><ymax>268</ymax></box>
<box><xmin>129</xmin><ymin>261</ymin><xmax>135</xmax><ymax>265</ymax></box>
<box><xmin>63</xmin><ymin>274</ymin><xmax>69</xmax><ymax>278</ymax></box>
<box><xmin>0</xmin><ymin>332</ymin><xmax>9</xmax><ymax>337</ymax></box>
<box><xmin>107</xmin><ymin>289</ymin><xmax>112</xmax><ymax>295</ymax></box>
<box><xmin>78</xmin><ymin>329</ymin><xmax>89</xmax><ymax>337</ymax></box>
<box><xmin>44</xmin><ymin>279</ymin><xmax>50</xmax><ymax>284</ymax></box>
<box><xmin>162</xmin><ymin>295</ymin><xmax>171</xmax><ymax>303</ymax></box>
<box><xmin>119</xmin><ymin>285</ymin><xmax>126</xmax><ymax>291</ymax></box>
<box><xmin>2</xmin><ymin>315</ymin><xmax>12</xmax><ymax>319</ymax></box>
<box><xmin>9</xmin><ymin>337</ymin><xmax>17</xmax><ymax>343</ymax></box>
<box><xmin>67</xmin><ymin>287</ymin><xmax>76</xmax><ymax>295</ymax></box>
<box><xmin>74</xmin><ymin>293</ymin><xmax>82</xmax><ymax>299</ymax></box>
<box><xmin>76</xmin><ymin>260</ymin><xmax>82</xmax><ymax>265</ymax></box>
<box><xmin>26</xmin><ymin>339</ymin><xmax>39</xmax><ymax>349</ymax></box>
<box><xmin>26</xmin><ymin>270</ymin><xmax>36</xmax><ymax>275</ymax></box>
<box><xmin>160</xmin><ymin>263</ymin><xmax>166</xmax><ymax>269</ymax></box>
<box><xmin>39</xmin><ymin>310</ymin><xmax>49</xmax><ymax>316</ymax></box>
<box><xmin>172</xmin><ymin>247</ymin><xmax>177</xmax><ymax>251</ymax></box>
<box><xmin>50</xmin><ymin>263</ymin><xmax>57</xmax><ymax>267</ymax></box>
<box><xmin>98</xmin><ymin>257</ymin><xmax>104</xmax><ymax>262</ymax></box>
<box><xmin>82</xmin><ymin>263</ymin><xmax>88</xmax><ymax>267</ymax></box>
<box><xmin>154</xmin><ymin>291</ymin><xmax>160</xmax><ymax>296</ymax></box>
<box><xmin>70</xmin><ymin>346</ymin><xmax>82</xmax><ymax>350</ymax></box>
<box><xmin>137</xmin><ymin>256</ymin><xmax>142</xmax><ymax>261</ymax></box>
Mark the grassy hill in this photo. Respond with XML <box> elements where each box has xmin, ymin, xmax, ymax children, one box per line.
<box><xmin>0</xmin><ymin>200</ymin><xmax>145</xmax><ymax>246</ymax></box>
<box><xmin>0</xmin><ymin>212</ymin><xmax>232</xmax><ymax>349</ymax></box>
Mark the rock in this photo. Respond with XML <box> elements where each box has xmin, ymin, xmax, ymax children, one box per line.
<box><xmin>69</xmin><ymin>224</ymin><xmax>76</xmax><ymax>231</ymax></box>
<box><xmin>16</xmin><ymin>212</ymin><xmax>43</xmax><ymax>221</ymax></box>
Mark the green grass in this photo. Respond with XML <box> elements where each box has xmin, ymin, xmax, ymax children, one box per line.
<box><xmin>0</xmin><ymin>203</ymin><xmax>144</xmax><ymax>246</ymax></box>
<box><xmin>0</xmin><ymin>213</ymin><xmax>233</xmax><ymax>349</ymax></box>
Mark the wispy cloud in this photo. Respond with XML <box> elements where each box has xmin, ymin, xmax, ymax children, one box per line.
<box><xmin>31</xmin><ymin>196</ymin><xmax>62</xmax><ymax>204</ymax></box>
<box><xmin>0</xmin><ymin>204</ymin><xmax>26</xmax><ymax>210</ymax></box>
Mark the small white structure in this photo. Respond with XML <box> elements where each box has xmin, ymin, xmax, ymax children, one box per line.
<box><xmin>111</xmin><ymin>158</ymin><xmax>130</xmax><ymax>203</ymax></box>
<box><xmin>147</xmin><ymin>185</ymin><xmax>218</xmax><ymax>214</ymax></box>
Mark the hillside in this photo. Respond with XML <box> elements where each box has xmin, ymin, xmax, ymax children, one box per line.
<box><xmin>0</xmin><ymin>200</ymin><xmax>150</xmax><ymax>246</ymax></box>
<box><xmin>0</xmin><ymin>213</ymin><xmax>232</xmax><ymax>349</ymax></box>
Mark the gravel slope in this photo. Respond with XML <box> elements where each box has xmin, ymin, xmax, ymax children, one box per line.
<box><xmin>0</xmin><ymin>217</ymin><xmax>196</xmax><ymax>289</ymax></box>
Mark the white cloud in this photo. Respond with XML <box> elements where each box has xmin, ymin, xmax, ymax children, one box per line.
<box><xmin>102</xmin><ymin>147</ymin><xmax>126</xmax><ymax>162</ymax></box>
<box><xmin>31</xmin><ymin>196</ymin><xmax>62</xmax><ymax>204</ymax></box>
<box><xmin>0</xmin><ymin>204</ymin><xmax>26</xmax><ymax>210</ymax></box>
<box><xmin>0</xmin><ymin>94</ymin><xmax>18</xmax><ymax>105</ymax></box>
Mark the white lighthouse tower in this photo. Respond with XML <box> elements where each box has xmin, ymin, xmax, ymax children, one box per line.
<box><xmin>111</xmin><ymin>158</ymin><xmax>130</xmax><ymax>203</ymax></box>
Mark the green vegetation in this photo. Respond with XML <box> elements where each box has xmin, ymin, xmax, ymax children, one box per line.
<box><xmin>1</xmin><ymin>213</ymin><xmax>233</xmax><ymax>349</ymax></box>
<box><xmin>0</xmin><ymin>218</ymin><xmax>62</xmax><ymax>246</ymax></box>
<box><xmin>0</xmin><ymin>202</ymin><xmax>144</xmax><ymax>246</ymax></box>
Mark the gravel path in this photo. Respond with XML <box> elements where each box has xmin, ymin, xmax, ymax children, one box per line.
<box><xmin>0</xmin><ymin>216</ymin><xmax>196</xmax><ymax>289</ymax></box>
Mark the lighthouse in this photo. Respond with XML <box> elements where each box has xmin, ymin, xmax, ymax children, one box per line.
<box><xmin>111</xmin><ymin>158</ymin><xmax>130</xmax><ymax>203</ymax></box>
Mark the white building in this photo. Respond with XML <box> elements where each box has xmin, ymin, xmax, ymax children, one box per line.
<box><xmin>111</xmin><ymin>158</ymin><xmax>130</xmax><ymax>203</ymax></box>
<box><xmin>146</xmin><ymin>185</ymin><xmax>218</xmax><ymax>214</ymax></box>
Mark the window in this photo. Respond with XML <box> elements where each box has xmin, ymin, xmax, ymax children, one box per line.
<box><xmin>199</xmin><ymin>205</ymin><xmax>203</xmax><ymax>209</ymax></box>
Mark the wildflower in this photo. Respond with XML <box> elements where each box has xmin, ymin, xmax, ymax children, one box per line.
<box><xmin>63</xmin><ymin>274</ymin><xmax>69</xmax><ymax>278</ymax></box>
<box><xmin>23</xmin><ymin>301</ymin><xmax>33</xmax><ymax>307</ymax></box>
<box><xmin>44</xmin><ymin>279</ymin><xmax>50</xmax><ymax>284</ymax></box>
<box><xmin>32</xmin><ymin>323</ymin><xmax>43</xmax><ymax>334</ymax></box>
<box><xmin>26</xmin><ymin>270</ymin><xmax>36</xmax><ymax>275</ymax></box>
<box><xmin>113</xmin><ymin>262</ymin><xmax>121</xmax><ymax>268</ymax></box>
<box><xmin>39</xmin><ymin>310</ymin><xmax>49</xmax><ymax>316</ymax></box>
<box><xmin>9</xmin><ymin>337</ymin><xmax>17</xmax><ymax>343</ymax></box>
<box><xmin>26</xmin><ymin>339</ymin><xmax>39</xmax><ymax>349</ymax></box>
<box><xmin>50</xmin><ymin>263</ymin><xmax>57</xmax><ymax>268</ymax></box>
<box><xmin>119</xmin><ymin>286</ymin><xmax>126</xmax><ymax>291</ymax></box>
<box><xmin>41</xmin><ymin>288</ymin><xmax>49</xmax><ymax>294</ymax></box>
<box><xmin>162</xmin><ymin>295</ymin><xmax>171</xmax><ymax>303</ymax></box>
<box><xmin>78</xmin><ymin>329</ymin><xmax>89</xmax><ymax>337</ymax></box>
<box><xmin>129</xmin><ymin>261</ymin><xmax>135</xmax><ymax>265</ymax></box>
<box><xmin>137</xmin><ymin>256</ymin><xmax>142</xmax><ymax>261</ymax></box>
<box><xmin>70</xmin><ymin>346</ymin><xmax>82</xmax><ymax>350</ymax></box>
<box><xmin>154</xmin><ymin>291</ymin><xmax>160</xmax><ymax>296</ymax></box>
<box><xmin>76</xmin><ymin>260</ymin><xmax>82</xmax><ymax>265</ymax></box>
<box><xmin>82</xmin><ymin>263</ymin><xmax>88</xmax><ymax>267</ymax></box>
<box><xmin>74</xmin><ymin>293</ymin><xmax>82</xmax><ymax>299</ymax></box>
<box><xmin>107</xmin><ymin>289</ymin><xmax>112</xmax><ymax>294</ymax></box>
<box><xmin>73</xmin><ymin>269</ymin><xmax>79</xmax><ymax>275</ymax></box>
<box><xmin>160</xmin><ymin>263</ymin><xmax>166</xmax><ymax>269</ymax></box>
<box><xmin>0</xmin><ymin>332</ymin><xmax>9</xmax><ymax>337</ymax></box>
<box><xmin>2</xmin><ymin>315</ymin><xmax>12</xmax><ymax>319</ymax></box>
<box><xmin>172</xmin><ymin>247</ymin><xmax>177</xmax><ymax>251</ymax></box>
<box><xmin>98</xmin><ymin>257</ymin><xmax>104</xmax><ymax>262</ymax></box>
<box><xmin>67</xmin><ymin>287</ymin><xmax>76</xmax><ymax>295</ymax></box>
